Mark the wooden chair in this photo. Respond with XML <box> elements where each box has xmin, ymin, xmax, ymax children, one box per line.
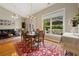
<box><xmin>37</xmin><ymin>31</ymin><xmax>45</xmax><ymax>47</ymax></box>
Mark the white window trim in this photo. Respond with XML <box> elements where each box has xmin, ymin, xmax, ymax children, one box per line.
<box><xmin>42</xmin><ymin>8</ymin><xmax>65</xmax><ymax>36</ymax></box>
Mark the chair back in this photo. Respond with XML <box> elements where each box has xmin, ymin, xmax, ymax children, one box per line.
<box><xmin>38</xmin><ymin>31</ymin><xmax>45</xmax><ymax>41</ymax></box>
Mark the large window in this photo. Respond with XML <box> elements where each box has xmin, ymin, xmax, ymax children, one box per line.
<box><xmin>43</xmin><ymin>9</ymin><xmax>64</xmax><ymax>35</ymax></box>
<box><xmin>51</xmin><ymin>16</ymin><xmax>63</xmax><ymax>35</ymax></box>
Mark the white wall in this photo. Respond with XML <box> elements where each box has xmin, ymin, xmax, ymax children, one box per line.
<box><xmin>0</xmin><ymin>6</ymin><xmax>22</xmax><ymax>30</ymax></box>
<box><xmin>32</xmin><ymin>3</ymin><xmax>78</xmax><ymax>33</ymax></box>
<box><xmin>78</xmin><ymin>4</ymin><xmax>79</xmax><ymax>7</ymax></box>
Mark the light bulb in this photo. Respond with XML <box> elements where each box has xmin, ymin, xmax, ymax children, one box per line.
<box><xmin>26</xmin><ymin>16</ymin><xmax>30</xmax><ymax>18</ymax></box>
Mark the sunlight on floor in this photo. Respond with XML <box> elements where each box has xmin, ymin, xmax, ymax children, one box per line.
<box><xmin>0</xmin><ymin>42</ymin><xmax>17</xmax><ymax>56</ymax></box>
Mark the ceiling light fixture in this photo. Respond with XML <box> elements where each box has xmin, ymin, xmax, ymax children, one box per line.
<box><xmin>12</xmin><ymin>14</ymin><xmax>19</xmax><ymax>19</ymax></box>
<box><xmin>12</xmin><ymin>5</ymin><xmax>19</xmax><ymax>19</ymax></box>
<box><xmin>26</xmin><ymin>3</ymin><xmax>36</xmax><ymax>20</ymax></box>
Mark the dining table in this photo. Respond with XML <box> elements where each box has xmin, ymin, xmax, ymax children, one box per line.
<box><xmin>23</xmin><ymin>33</ymin><xmax>39</xmax><ymax>53</ymax></box>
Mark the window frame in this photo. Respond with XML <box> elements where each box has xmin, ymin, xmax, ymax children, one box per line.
<box><xmin>42</xmin><ymin>8</ymin><xmax>65</xmax><ymax>36</ymax></box>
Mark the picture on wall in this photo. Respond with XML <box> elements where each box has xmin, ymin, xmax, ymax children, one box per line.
<box><xmin>0</xmin><ymin>19</ymin><xmax>15</xmax><ymax>26</ymax></box>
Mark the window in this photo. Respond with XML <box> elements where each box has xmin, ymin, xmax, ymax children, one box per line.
<box><xmin>51</xmin><ymin>16</ymin><xmax>63</xmax><ymax>35</ymax></box>
<box><xmin>44</xmin><ymin>18</ymin><xmax>50</xmax><ymax>33</ymax></box>
<box><xmin>43</xmin><ymin>9</ymin><xmax>64</xmax><ymax>35</ymax></box>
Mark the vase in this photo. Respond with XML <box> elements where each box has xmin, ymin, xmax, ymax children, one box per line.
<box><xmin>72</xmin><ymin>27</ymin><xmax>77</xmax><ymax>34</ymax></box>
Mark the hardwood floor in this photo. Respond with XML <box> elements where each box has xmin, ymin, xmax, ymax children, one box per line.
<box><xmin>0</xmin><ymin>42</ymin><xmax>17</xmax><ymax>56</ymax></box>
<box><xmin>0</xmin><ymin>37</ymin><xmax>21</xmax><ymax>56</ymax></box>
<box><xmin>0</xmin><ymin>37</ymin><xmax>60</xmax><ymax>56</ymax></box>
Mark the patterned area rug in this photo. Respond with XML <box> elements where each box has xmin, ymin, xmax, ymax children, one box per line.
<box><xmin>15</xmin><ymin>40</ymin><xmax>65</xmax><ymax>56</ymax></box>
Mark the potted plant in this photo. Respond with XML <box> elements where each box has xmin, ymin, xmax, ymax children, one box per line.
<box><xmin>72</xmin><ymin>14</ymin><xmax>79</xmax><ymax>26</ymax></box>
<box><xmin>71</xmin><ymin>14</ymin><xmax>79</xmax><ymax>33</ymax></box>
<box><xmin>72</xmin><ymin>19</ymin><xmax>78</xmax><ymax>27</ymax></box>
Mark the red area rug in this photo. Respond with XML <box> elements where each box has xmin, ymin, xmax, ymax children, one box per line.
<box><xmin>15</xmin><ymin>41</ymin><xmax>65</xmax><ymax>56</ymax></box>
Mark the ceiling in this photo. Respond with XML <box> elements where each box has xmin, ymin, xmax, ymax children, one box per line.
<box><xmin>0</xmin><ymin>3</ymin><xmax>54</xmax><ymax>17</ymax></box>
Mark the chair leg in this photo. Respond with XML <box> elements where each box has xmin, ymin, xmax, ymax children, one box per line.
<box><xmin>42</xmin><ymin>40</ymin><xmax>45</xmax><ymax>47</ymax></box>
<box><xmin>21</xmin><ymin>35</ymin><xmax>23</xmax><ymax>41</ymax></box>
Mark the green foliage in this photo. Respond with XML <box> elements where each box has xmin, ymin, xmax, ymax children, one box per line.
<box><xmin>72</xmin><ymin>14</ymin><xmax>79</xmax><ymax>27</ymax></box>
<box><xmin>44</xmin><ymin>20</ymin><xmax>63</xmax><ymax>29</ymax></box>
<box><xmin>44</xmin><ymin>19</ymin><xmax>50</xmax><ymax>27</ymax></box>
<box><xmin>44</xmin><ymin>17</ymin><xmax>63</xmax><ymax>30</ymax></box>
<box><xmin>52</xmin><ymin>25</ymin><xmax>63</xmax><ymax>29</ymax></box>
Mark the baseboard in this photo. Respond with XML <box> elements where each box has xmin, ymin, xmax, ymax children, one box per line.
<box><xmin>45</xmin><ymin>39</ymin><xmax>59</xmax><ymax>44</ymax></box>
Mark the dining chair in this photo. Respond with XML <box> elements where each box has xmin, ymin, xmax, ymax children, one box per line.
<box><xmin>24</xmin><ymin>34</ymin><xmax>33</xmax><ymax>52</ymax></box>
<box><xmin>37</xmin><ymin>31</ymin><xmax>45</xmax><ymax>47</ymax></box>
